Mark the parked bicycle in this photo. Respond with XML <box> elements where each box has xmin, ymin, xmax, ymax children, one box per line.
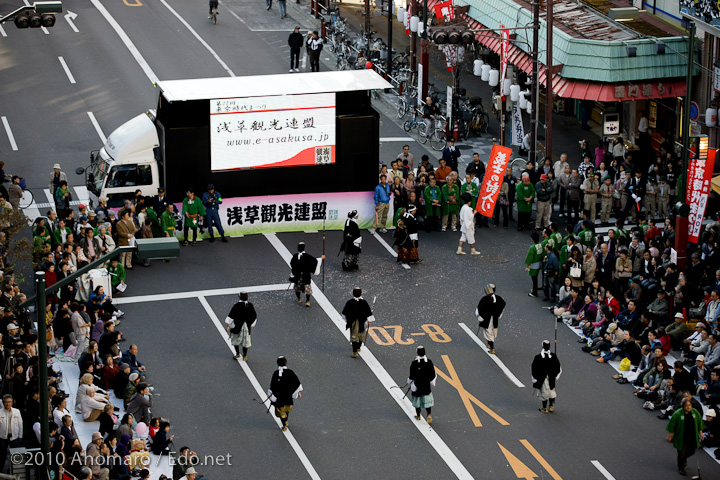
<box><xmin>403</xmin><ymin>106</ymin><xmax>428</xmax><ymax>144</ymax></box>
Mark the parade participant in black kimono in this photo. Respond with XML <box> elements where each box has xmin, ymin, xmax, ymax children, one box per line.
<box><xmin>476</xmin><ymin>284</ymin><xmax>507</xmax><ymax>354</ymax></box>
<box><xmin>224</xmin><ymin>292</ymin><xmax>257</xmax><ymax>361</ymax></box>
<box><xmin>341</xmin><ymin>210</ymin><xmax>362</xmax><ymax>271</ymax></box>
<box><xmin>290</xmin><ymin>242</ymin><xmax>323</xmax><ymax>307</ymax></box>
<box><xmin>394</xmin><ymin>205</ymin><xmax>421</xmax><ymax>265</ymax></box>
<box><xmin>342</xmin><ymin>288</ymin><xmax>375</xmax><ymax>358</ymax></box>
<box><xmin>531</xmin><ymin>340</ymin><xmax>562</xmax><ymax>413</ymax></box>
<box><xmin>408</xmin><ymin>346</ymin><xmax>437</xmax><ymax>424</ymax></box>
<box><xmin>267</xmin><ymin>356</ymin><xmax>303</xmax><ymax>431</ymax></box>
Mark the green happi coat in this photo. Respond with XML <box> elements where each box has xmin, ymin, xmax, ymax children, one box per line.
<box><xmin>577</xmin><ymin>228</ymin><xmax>595</xmax><ymax>248</ymax></box>
<box><xmin>424</xmin><ymin>185</ymin><xmax>442</xmax><ymax>218</ymax></box>
<box><xmin>442</xmin><ymin>184</ymin><xmax>460</xmax><ymax>215</ymax></box>
<box><xmin>525</xmin><ymin>242</ymin><xmax>544</xmax><ymax>276</ymax></box>
<box><xmin>461</xmin><ymin>182</ymin><xmax>479</xmax><ymax>209</ymax></box>
<box><xmin>515</xmin><ymin>182</ymin><xmax>536</xmax><ymax>213</ymax></box>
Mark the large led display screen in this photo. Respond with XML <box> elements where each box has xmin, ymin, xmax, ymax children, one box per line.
<box><xmin>209</xmin><ymin>93</ymin><xmax>336</xmax><ymax>171</ymax></box>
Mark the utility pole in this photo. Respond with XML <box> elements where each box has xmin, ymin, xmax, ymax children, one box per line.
<box><xmin>545</xmin><ymin>0</ymin><xmax>553</xmax><ymax>162</ymax></box>
<box><xmin>529</xmin><ymin>0</ymin><xmax>539</xmax><ymax>166</ymax></box>
<box><xmin>36</xmin><ymin>272</ymin><xmax>49</xmax><ymax>479</ymax></box>
<box><xmin>386</xmin><ymin>0</ymin><xmax>392</xmax><ymax>77</ymax></box>
<box><xmin>364</xmin><ymin>0</ymin><xmax>371</xmax><ymax>58</ymax></box>
<box><xmin>420</xmin><ymin>0</ymin><xmax>429</xmax><ymax>99</ymax></box>
<box><xmin>410</xmin><ymin>0</ymin><xmax>417</xmax><ymax>75</ymax></box>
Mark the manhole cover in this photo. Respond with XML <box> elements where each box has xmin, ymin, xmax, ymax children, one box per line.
<box><xmin>479</xmin><ymin>254</ymin><xmax>510</xmax><ymax>264</ymax></box>
<box><xmin>458</xmin><ymin>145</ymin><xmax>474</xmax><ymax>150</ymax></box>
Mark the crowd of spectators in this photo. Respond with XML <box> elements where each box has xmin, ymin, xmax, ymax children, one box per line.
<box><xmin>0</xmin><ymin>169</ymin><xmax>202</xmax><ymax>479</ymax></box>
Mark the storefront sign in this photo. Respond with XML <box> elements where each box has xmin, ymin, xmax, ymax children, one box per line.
<box><xmin>686</xmin><ymin>150</ymin><xmax>716</xmax><ymax>244</ymax></box>
<box><xmin>648</xmin><ymin>101</ymin><xmax>657</xmax><ymax>129</ymax></box>
<box><xmin>174</xmin><ymin>191</ymin><xmax>375</xmax><ymax>236</ymax></box>
<box><xmin>714</xmin><ymin>61</ymin><xmax>720</xmax><ymax>93</ymax></box>
<box><xmin>613</xmin><ymin>82</ymin><xmax>667</xmax><ymax>100</ymax></box>
<box><xmin>476</xmin><ymin>144</ymin><xmax>512</xmax><ymax>217</ymax></box>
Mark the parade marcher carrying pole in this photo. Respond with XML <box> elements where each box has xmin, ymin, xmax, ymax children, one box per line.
<box><xmin>475</xmin><ymin>284</ymin><xmax>506</xmax><ymax>354</ymax></box>
<box><xmin>289</xmin><ymin>242</ymin><xmax>324</xmax><ymax>307</ymax></box>
<box><xmin>224</xmin><ymin>291</ymin><xmax>257</xmax><ymax>361</ymax></box>
<box><xmin>342</xmin><ymin>288</ymin><xmax>375</xmax><ymax>358</ymax></box>
<box><xmin>408</xmin><ymin>346</ymin><xmax>437</xmax><ymax>424</ymax></box>
<box><xmin>531</xmin><ymin>340</ymin><xmax>562</xmax><ymax>414</ymax></box>
<box><xmin>267</xmin><ymin>356</ymin><xmax>304</xmax><ymax>431</ymax></box>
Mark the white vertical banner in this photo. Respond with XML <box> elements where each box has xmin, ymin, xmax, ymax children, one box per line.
<box><xmin>447</xmin><ymin>85</ymin><xmax>453</xmax><ymax>131</ymax></box>
<box><xmin>511</xmin><ymin>102</ymin><xmax>525</xmax><ymax>146</ymax></box>
<box><xmin>417</xmin><ymin>63</ymin><xmax>423</xmax><ymax>107</ymax></box>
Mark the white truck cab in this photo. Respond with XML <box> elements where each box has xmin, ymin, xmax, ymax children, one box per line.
<box><xmin>80</xmin><ymin>111</ymin><xmax>160</xmax><ymax>209</ymax></box>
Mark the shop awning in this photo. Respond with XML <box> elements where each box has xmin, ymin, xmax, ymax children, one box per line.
<box><xmin>436</xmin><ymin>5</ymin><xmax>689</xmax><ymax>102</ymax></box>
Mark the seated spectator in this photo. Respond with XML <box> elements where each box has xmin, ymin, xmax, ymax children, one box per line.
<box><xmin>665</xmin><ymin>313</ymin><xmax>690</xmax><ymax>350</ymax></box>
<box><xmin>633</xmin><ymin>345</ymin><xmax>655</xmax><ymax>387</ymax></box>
<box><xmin>672</xmin><ymin>360</ymin><xmax>694</xmax><ymax>394</ymax></box>
<box><xmin>127</xmin><ymin>383</ymin><xmax>153</xmax><ymax>425</ymax></box>
<box><xmin>553</xmin><ymin>286</ymin><xmax>582</xmax><ymax>318</ymax></box>
<box><xmin>586</xmin><ymin>278</ymin><xmax>605</xmax><ymax>304</ymax></box>
<box><xmin>685</xmin><ymin>329</ymin><xmax>711</xmax><ymax>363</ymax></box>
<box><xmin>623</xmin><ymin>277</ymin><xmax>642</xmax><ymax>306</ymax></box>
<box><xmin>604</xmin><ymin>290</ymin><xmax>621</xmax><ymax>317</ymax></box>
<box><xmin>570</xmin><ymin>294</ymin><xmax>597</xmax><ymax>328</ymax></box>
<box><xmin>150</xmin><ymin>420</ymin><xmax>174</xmax><ymax>455</ymax></box>
<box><xmin>701</xmin><ymin>409</ymin><xmax>720</xmax><ymax>448</ymax></box>
<box><xmin>52</xmin><ymin>394</ymin><xmax>71</xmax><ymax>428</ymax></box>
<box><xmin>112</xmin><ymin>363</ymin><xmax>131</xmax><ymax>400</ymax></box>
<box><xmin>117</xmin><ymin>414</ymin><xmax>134</xmax><ymax>440</ymax></box>
<box><xmin>173</xmin><ymin>446</ymin><xmax>201</xmax><ymax>480</ymax></box>
<box><xmin>89</xmin><ymin>286</ymin><xmax>123</xmax><ymax>318</ymax></box>
<box><xmin>86</xmin><ymin>432</ymin><xmax>110</xmax><ymax>480</ymax></box>
<box><xmin>646</xmin><ymin>290</ymin><xmax>670</xmax><ymax>326</ymax></box>
<box><xmin>604</xmin><ymin>330</ymin><xmax>642</xmax><ymax>365</ymax></box>
<box><xmin>59</xmin><ymin>415</ymin><xmax>76</xmax><ymax>455</ymax></box>
<box><xmin>702</xmin><ymin>367</ymin><xmax>720</xmax><ymax>407</ymax></box>
<box><xmin>99</xmin><ymin>323</ymin><xmax>122</xmax><ymax>360</ymax></box>
<box><xmin>81</xmin><ymin>387</ymin><xmax>112</xmax><ymax>422</ymax></box>
<box><xmin>635</xmin><ymin>359</ymin><xmax>670</xmax><ymax>399</ymax></box>
<box><xmin>691</xmin><ymin>355</ymin><xmax>710</xmax><ymax>390</ymax></box>
<box><xmin>656</xmin><ymin>326</ymin><xmax>672</xmax><ymax>356</ymax></box>
<box><xmin>589</xmin><ymin>322</ymin><xmax>624</xmax><ymax>360</ymax></box>
<box><xmin>121</xmin><ymin>345</ymin><xmax>146</xmax><ymax>376</ymax></box>
<box><xmin>97</xmin><ymin>403</ymin><xmax>117</xmax><ymax>437</ymax></box>
<box><xmin>706</xmin><ymin>333</ymin><xmax>720</xmax><ymax>369</ymax></box>
<box><xmin>616</xmin><ymin>300</ymin><xmax>640</xmax><ymax>328</ymax></box>
<box><xmin>124</xmin><ymin>373</ymin><xmax>141</xmax><ymax>409</ymax></box>
<box><xmin>102</xmin><ymin>354</ymin><xmax>120</xmax><ymax>390</ymax></box>
<box><xmin>75</xmin><ymin>373</ymin><xmax>108</xmax><ymax>414</ymax></box>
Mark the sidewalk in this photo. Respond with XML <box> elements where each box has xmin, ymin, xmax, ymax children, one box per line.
<box><xmin>335</xmin><ymin>4</ymin><xmax>602</xmax><ymax>167</ymax></box>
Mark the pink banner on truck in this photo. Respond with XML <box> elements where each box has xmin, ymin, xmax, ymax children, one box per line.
<box><xmin>175</xmin><ymin>191</ymin><xmax>375</xmax><ymax>236</ymax></box>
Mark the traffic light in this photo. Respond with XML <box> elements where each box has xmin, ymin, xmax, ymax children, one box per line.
<box><xmin>428</xmin><ymin>26</ymin><xmax>475</xmax><ymax>45</ymax></box>
<box><xmin>4</xmin><ymin>1</ymin><xmax>61</xmax><ymax>29</ymax></box>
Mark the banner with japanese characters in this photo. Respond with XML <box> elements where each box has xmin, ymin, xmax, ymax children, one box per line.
<box><xmin>174</xmin><ymin>191</ymin><xmax>375</xmax><ymax>236</ymax></box>
<box><xmin>433</xmin><ymin>0</ymin><xmax>454</xmax><ymax>21</ymax></box>
<box><xmin>501</xmin><ymin>26</ymin><xmax>509</xmax><ymax>85</ymax></box>
<box><xmin>687</xmin><ymin>150</ymin><xmax>716</xmax><ymax>244</ymax></box>
<box><xmin>476</xmin><ymin>144</ymin><xmax>512</xmax><ymax>217</ymax></box>
<box><xmin>209</xmin><ymin>93</ymin><xmax>336</xmax><ymax>172</ymax></box>
<box><xmin>511</xmin><ymin>103</ymin><xmax>524</xmax><ymax>146</ymax></box>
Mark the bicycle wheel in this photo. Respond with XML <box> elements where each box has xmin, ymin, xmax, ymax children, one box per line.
<box><xmin>430</xmin><ymin>129</ymin><xmax>447</xmax><ymax>151</ymax></box>
<box><xmin>19</xmin><ymin>189</ymin><xmax>33</xmax><ymax>209</ymax></box>
<box><xmin>417</xmin><ymin>122</ymin><xmax>428</xmax><ymax>144</ymax></box>
<box><xmin>211</xmin><ymin>10</ymin><xmax>217</xmax><ymax>24</ymax></box>
<box><xmin>397</xmin><ymin>97</ymin><xmax>407</xmax><ymax>119</ymax></box>
<box><xmin>403</xmin><ymin>120</ymin><xmax>413</xmax><ymax>133</ymax></box>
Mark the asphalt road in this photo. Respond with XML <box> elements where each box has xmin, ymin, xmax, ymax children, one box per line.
<box><xmin>2</xmin><ymin>0</ymin><xmax>719</xmax><ymax>478</ymax></box>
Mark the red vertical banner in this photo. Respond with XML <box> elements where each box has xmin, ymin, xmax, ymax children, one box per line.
<box><xmin>501</xmin><ymin>26</ymin><xmax>509</xmax><ymax>84</ymax></box>
<box><xmin>433</xmin><ymin>0</ymin><xmax>454</xmax><ymax>21</ymax></box>
<box><xmin>687</xmin><ymin>149</ymin><xmax>717</xmax><ymax>243</ymax></box>
<box><xmin>476</xmin><ymin>144</ymin><xmax>513</xmax><ymax>217</ymax></box>
<box><xmin>406</xmin><ymin>3</ymin><xmax>412</xmax><ymax>36</ymax></box>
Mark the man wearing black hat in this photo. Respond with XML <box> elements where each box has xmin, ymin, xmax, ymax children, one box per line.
<box><xmin>531</xmin><ymin>340</ymin><xmax>562</xmax><ymax>413</ymax></box>
<box><xmin>476</xmin><ymin>284</ymin><xmax>506</xmax><ymax>354</ymax></box>
<box><xmin>394</xmin><ymin>205</ymin><xmax>421</xmax><ymax>264</ymax></box>
<box><xmin>341</xmin><ymin>210</ymin><xmax>362</xmax><ymax>271</ymax></box>
<box><xmin>290</xmin><ymin>242</ymin><xmax>323</xmax><ymax>307</ymax></box>
<box><xmin>342</xmin><ymin>288</ymin><xmax>374</xmax><ymax>358</ymax></box>
<box><xmin>408</xmin><ymin>346</ymin><xmax>436</xmax><ymax>424</ymax></box>
<box><xmin>267</xmin><ymin>357</ymin><xmax>303</xmax><ymax>431</ymax></box>
<box><xmin>154</xmin><ymin>188</ymin><xmax>170</xmax><ymax>213</ymax></box>
<box><xmin>225</xmin><ymin>292</ymin><xmax>257</xmax><ymax>361</ymax></box>
<box><xmin>202</xmin><ymin>184</ymin><xmax>227</xmax><ymax>243</ymax></box>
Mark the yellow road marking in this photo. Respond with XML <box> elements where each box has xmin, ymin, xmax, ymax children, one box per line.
<box><xmin>434</xmin><ymin>354</ymin><xmax>510</xmax><ymax>427</ymax></box>
<box><xmin>520</xmin><ymin>439</ymin><xmax>563</xmax><ymax>480</ymax></box>
<box><xmin>123</xmin><ymin>0</ymin><xmax>142</xmax><ymax>6</ymax></box>
<box><xmin>385</xmin><ymin>325</ymin><xmax>415</xmax><ymax>345</ymax></box>
<box><xmin>498</xmin><ymin>443</ymin><xmax>537</xmax><ymax>480</ymax></box>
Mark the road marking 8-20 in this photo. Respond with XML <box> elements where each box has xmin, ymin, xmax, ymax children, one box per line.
<box><xmin>368</xmin><ymin>324</ymin><xmax>451</xmax><ymax>346</ymax></box>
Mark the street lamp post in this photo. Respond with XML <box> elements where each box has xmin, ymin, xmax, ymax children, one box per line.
<box><xmin>529</xmin><ymin>0</ymin><xmax>539</xmax><ymax>167</ymax></box>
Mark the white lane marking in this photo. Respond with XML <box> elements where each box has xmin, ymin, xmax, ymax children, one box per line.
<box><xmin>89</xmin><ymin>0</ymin><xmax>159</xmax><ymax>85</ymax></box>
<box><xmin>58</xmin><ymin>56</ymin><xmax>76</xmax><ymax>84</ymax></box>
<box><xmin>22</xmin><ymin>0</ymin><xmax>49</xmax><ymax>34</ymax></box>
<box><xmin>43</xmin><ymin>188</ymin><xmax>54</xmax><ymax>204</ymax></box>
<box><xmin>264</xmin><ymin>233</ymin><xmax>475</xmax><ymax>480</ymax></box>
<box><xmin>198</xmin><ymin>295</ymin><xmax>322</xmax><ymax>480</ymax></box>
<box><xmin>156</xmin><ymin>0</ymin><xmax>235</xmax><ymax>77</ymax></box>
<box><xmin>223</xmin><ymin>5</ymin><xmax>249</xmax><ymax>28</ymax></box>
<box><xmin>64</xmin><ymin>11</ymin><xmax>79</xmax><ymax>33</ymax></box>
<box><xmin>87</xmin><ymin>112</ymin><xmax>107</xmax><ymax>143</ymax></box>
<box><xmin>0</xmin><ymin>24</ymin><xmax>7</xmax><ymax>37</ymax></box>
<box><xmin>74</xmin><ymin>185</ymin><xmax>90</xmax><ymax>205</ymax></box>
<box><xmin>380</xmin><ymin>137</ymin><xmax>413</xmax><ymax>142</ymax></box>
<box><xmin>458</xmin><ymin>323</ymin><xmax>525</xmax><ymax>388</ymax></box>
<box><xmin>591</xmin><ymin>461</ymin><xmax>616</xmax><ymax>480</ymax></box>
<box><xmin>1</xmin><ymin>117</ymin><xmax>18</xmax><ymax>151</ymax></box>
<box><xmin>370</xmin><ymin>230</ymin><xmax>411</xmax><ymax>269</ymax></box>
<box><xmin>113</xmin><ymin>283</ymin><xmax>290</xmax><ymax>305</ymax></box>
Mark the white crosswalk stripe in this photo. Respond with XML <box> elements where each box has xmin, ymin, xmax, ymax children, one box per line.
<box><xmin>21</xmin><ymin>186</ymin><xmax>89</xmax><ymax>221</ymax></box>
